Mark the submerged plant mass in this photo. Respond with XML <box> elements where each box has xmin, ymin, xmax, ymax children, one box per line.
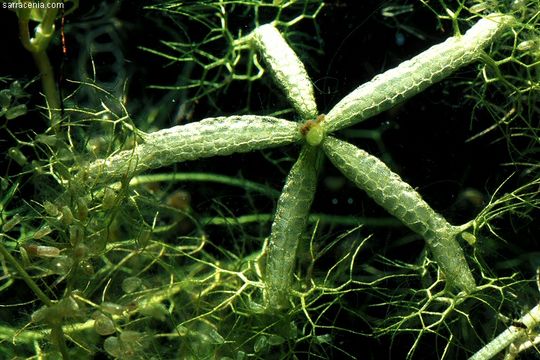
<box><xmin>0</xmin><ymin>1</ymin><xmax>539</xmax><ymax>359</ymax></box>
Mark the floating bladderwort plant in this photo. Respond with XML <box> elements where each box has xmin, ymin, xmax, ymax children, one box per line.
<box><xmin>2</xmin><ymin>2</ymin><xmax>540</xmax><ymax>358</ymax></box>
<box><xmin>84</xmin><ymin>14</ymin><xmax>513</xmax><ymax>305</ymax></box>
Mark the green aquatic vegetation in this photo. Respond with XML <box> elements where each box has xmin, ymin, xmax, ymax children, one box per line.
<box><xmin>9</xmin><ymin>0</ymin><xmax>64</xmax><ymax>123</ymax></box>
<box><xmin>88</xmin><ymin>13</ymin><xmax>512</xmax><ymax>299</ymax></box>
<box><xmin>0</xmin><ymin>1</ymin><xmax>539</xmax><ymax>359</ymax></box>
<box><xmin>141</xmin><ymin>0</ymin><xmax>324</xmax><ymax>116</ymax></box>
<box><xmin>0</xmin><ymin>79</ymin><xmax>29</xmax><ymax>120</ymax></box>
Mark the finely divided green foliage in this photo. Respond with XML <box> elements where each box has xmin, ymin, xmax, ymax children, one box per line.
<box><xmin>322</xmin><ymin>136</ymin><xmax>475</xmax><ymax>292</ymax></box>
<box><xmin>3</xmin><ymin>3</ymin><xmax>536</xmax><ymax>358</ymax></box>
<box><xmin>324</xmin><ymin>13</ymin><xmax>513</xmax><ymax>132</ymax></box>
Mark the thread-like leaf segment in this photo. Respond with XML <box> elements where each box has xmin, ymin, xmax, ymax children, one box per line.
<box><xmin>250</xmin><ymin>24</ymin><xmax>318</xmax><ymax>120</ymax></box>
<box><xmin>265</xmin><ymin>146</ymin><xmax>320</xmax><ymax>310</ymax></box>
<box><xmin>324</xmin><ymin>13</ymin><xmax>513</xmax><ymax>133</ymax></box>
<box><xmin>323</xmin><ymin>136</ymin><xmax>476</xmax><ymax>292</ymax></box>
<box><xmin>85</xmin><ymin>115</ymin><xmax>300</xmax><ymax>182</ymax></box>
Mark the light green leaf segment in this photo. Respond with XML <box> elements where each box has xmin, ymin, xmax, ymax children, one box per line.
<box><xmin>248</xmin><ymin>24</ymin><xmax>318</xmax><ymax>120</ymax></box>
<box><xmin>323</xmin><ymin>136</ymin><xmax>475</xmax><ymax>292</ymax></box>
<box><xmin>265</xmin><ymin>146</ymin><xmax>320</xmax><ymax>309</ymax></box>
<box><xmin>83</xmin><ymin>14</ymin><xmax>512</xmax><ymax>305</ymax></box>
<box><xmin>86</xmin><ymin>115</ymin><xmax>300</xmax><ymax>182</ymax></box>
<box><xmin>324</xmin><ymin>13</ymin><xmax>513</xmax><ymax>132</ymax></box>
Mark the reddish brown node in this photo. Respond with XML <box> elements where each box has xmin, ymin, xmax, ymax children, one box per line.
<box><xmin>299</xmin><ymin>114</ymin><xmax>326</xmax><ymax>136</ymax></box>
<box><xmin>299</xmin><ymin>120</ymin><xmax>315</xmax><ymax>136</ymax></box>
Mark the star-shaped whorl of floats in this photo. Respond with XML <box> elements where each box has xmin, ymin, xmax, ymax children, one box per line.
<box><xmin>84</xmin><ymin>13</ymin><xmax>513</xmax><ymax>310</ymax></box>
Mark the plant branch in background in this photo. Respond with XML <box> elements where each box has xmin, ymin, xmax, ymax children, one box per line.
<box><xmin>15</xmin><ymin>0</ymin><xmax>63</xmax><ymax>124</ymax></box>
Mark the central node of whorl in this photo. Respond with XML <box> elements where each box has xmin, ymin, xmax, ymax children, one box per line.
<box><xmin>300</xmin><ymin>114</ymin><xmax>325</xmax><ymax>146</ymax></box>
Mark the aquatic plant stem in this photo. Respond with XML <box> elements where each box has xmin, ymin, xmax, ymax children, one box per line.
<box><xmin>324</xmin><ymin>13</ymin><xmax>513</xmax><ymax>132</ymax></box>
<box><xmin>469</xmin><ymin>303</ymin><xmax>540</xmax><ymax>360</ymax></box>
<box><xmin>17</xmin><ymin>5</ymin><xmax>61</xmax><ymax>124</ymax></box>
<box><xmin>31</xmin><ymin>51</ymin><xmax>61</xmax><ymax>121</ymax></box>
<box><xmin>265</xmin><ymin>146</ymin><xmax>320</xmax><ymax>310</ymax></box>
<box><xmin>322</xmin><ymin>136</ymin><xmax>476</xmax><ymax>292</ymax></box>
<box><xmin>86</xmin><ymin>115</ymin><xmax>300</xmax><ymax>182</ymax></box>
<box><xmin>0</xmin><ymin>239</ymin><xmax>70</xmax><ymax>359</ymax></box>
<box><xmin>248</xmin><ymin>23</ymin><xmax>318</xmax><ymax>119</ymax></box>
<box><xmin>0</xmin><ymin>238</ymin><xmax>52</xmax><ymax>306</ymax></box>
